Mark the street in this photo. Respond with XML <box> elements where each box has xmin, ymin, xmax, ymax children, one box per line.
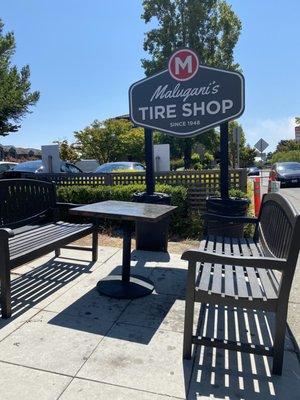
<box><xmin>282</xmin><ymin>187</ymin><xmax>300</xmax><ymax>212</ymax></box>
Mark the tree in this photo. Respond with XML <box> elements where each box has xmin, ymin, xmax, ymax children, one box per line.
<box><xmin>240</xmin><ymin>145</ymin><xmax>256</xmax><ymax>167</ymax></box>
<box><xmin>141</xmin><ymin>0</ymin><xmax>242</xmax><ymax>167</ymax></box>
<box><xmin>0</xmin><ymin>19</ymin><xmax>39</xmax><ymax>136</ymax></box>
<box><xmin>55</xmin><ymin>140</ymin><xmax>80</xmax><ymax>163</ymax></box>
<box><xmin>275</xmin><ymin>139</ymin><xmax>300</xmax><ymax>153</ymax></box>
<box><xmin>74</xmin><ymin>119</ymin><xmax>145</xmax><ymax>164</ymax></box>
<box><xmin>271</xmin><ymin>150</ymin><xmax>300</xmax><ymax>163</ymax></box>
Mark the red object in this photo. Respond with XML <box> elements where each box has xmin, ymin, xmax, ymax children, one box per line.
<box><xmin>168</xmin><ymin>49</ymin><xmax>199</xmax><ymax>81</ymax></box>
<box><xmin>253</xmin><ymin>177</ymin><xmax>261</xmax><ymax>217</ymax></box>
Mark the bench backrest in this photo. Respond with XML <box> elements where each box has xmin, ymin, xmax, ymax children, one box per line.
<box><xmin>257</xmin><ymin>193</ymin><xmax>300</xmax><ymax>302</ymax></box>
<box><xmin>0</xmin><ymin>179</ymin><xmax>57</xmax><ymax>229</ymax></box>
<box><xmin>258</xmin><ymin>192</ymin><xmax>300</xmax><ymax>264</ymax></box>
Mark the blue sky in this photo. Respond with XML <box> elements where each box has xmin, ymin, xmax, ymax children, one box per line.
<box><xmin>1</xmin><ymin>0</ymin><xmax>299</xmax><ymax>151</ymax></box>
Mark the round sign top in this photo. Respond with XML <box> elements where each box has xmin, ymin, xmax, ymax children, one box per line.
<box><xmin>168</xmin><ymin>48</ymin><xmax>199</xmax><ymax>81</ymax></box>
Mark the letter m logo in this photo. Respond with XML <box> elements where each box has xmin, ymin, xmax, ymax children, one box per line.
<box><xmin>175</xmin><ymin>55</ymin><xmax>192</xmax><ymax>75</ymax></box>
<box><xmin>168</xmin><ymin>49</ymin><xmax>199</xmax><ymax>81</ymax></box>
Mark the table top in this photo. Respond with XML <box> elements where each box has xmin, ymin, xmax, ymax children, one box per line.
<box><xmin>69</xmin><ymin>200</ymin><xmax>177</xmax><ymax>222</ymax></box>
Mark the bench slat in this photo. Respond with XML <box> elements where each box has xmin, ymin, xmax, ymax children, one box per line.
<box><xmin>10</xmin><ymin>224</ymin><xmax>87</xmax><ymax>253</ymax></box>
<box><xmin>235</xmin><ymin>266</ymin><xmax>249</xmax><ymax>298</ymax></box>
<box><xmin>211</xmin><ymin>264</ymin><xmax>223</xmax><ymax>294</ymax></box>
<box><xmin>224</xmin><ymin>265</ymin><xmax>235</xmax><ymax>297</ymax></box>
<box><xmin>198</xmin><ymin>264</ymin><xmax>212</xmax><ymax>292</ymax></box>
<box><xmin>9</xmin><ymin>222</ymin><xmax>93</xmax><ymax>260</ymax></box>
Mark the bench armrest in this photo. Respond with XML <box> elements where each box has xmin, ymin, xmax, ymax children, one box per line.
<box><xmin>0</xmin><ymin>228</ymin><xmax>14</xmax><ymax>239</ymax></box>
<box><xmin>202</xmin><ymin>213</ymin><xmax>258</xmax><ymax>225</ymax></box>
<box><xmin>181</xmin><ymin>249</ymin><xmax>286</xmax><ymax>271</ymax></box>
<box><xmin>56</xmin><ymin>202</ymin><xmax>85</xmax><ymax>210</ymax></box>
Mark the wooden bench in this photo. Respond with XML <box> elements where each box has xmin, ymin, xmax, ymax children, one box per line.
<box><xmin>182</xmin><ymin>192</ymin><xmax>300</xmax><ymax>375</ymax></box>
<box><xmin>0</xmin><ymin>179</ymin><xmax>98</xmax><ymax>318</ymax></box>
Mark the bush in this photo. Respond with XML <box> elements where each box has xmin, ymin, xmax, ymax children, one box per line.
<box><xmin>57</xmin><ymin>183</ymin><xmax>197</xmax><ymax>237</ymax></box>
<box><xmin>270</xmin><ymin>150</ymin><xmax>300</xmax><ymax>163</ymax></box>
<box><xmin>170</xmin><ymin>158</ymin><xmax>184</xmax><ymax>170</ymax></box>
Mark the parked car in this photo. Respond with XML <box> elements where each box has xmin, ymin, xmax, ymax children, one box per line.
<box><xmin>269</xmin><ymin>162</ymin><xmax>300</xmax><ymax>186</ymax></box>
<box><xmin>3</xmin><ymin>159</ymin><xmax>82</xmax><ymax>177</ymax></box>
<box><xmin>0</xmin><ymin>161</ymin><xmax>18</xmax><ymax>177</ymax></box>
<box><xmin>247</xmin><ymin>166</ymin><xmax>260</xmax><ymax>176</ymax></box>
<box><xmin>94</xmin><ymin>162</ymin><xmax>145</xmax><ymax>173</ymax></box>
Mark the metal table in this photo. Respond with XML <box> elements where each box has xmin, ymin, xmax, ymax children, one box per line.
<box><xmin>70</xmin><ymin>200</ymin><xmax>176</xmax><ymax>299</ymax></box>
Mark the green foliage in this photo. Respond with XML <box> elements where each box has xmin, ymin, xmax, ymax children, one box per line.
<box><xmin>270</xmin><ymin>150</ymin><xmax>300</xmax><ymax>163</ymax></box>
<box><xmin>55</xmin><ymin>140</ymin><xmax>80</xmax><ymax>163</ymax></box>
<box><xmin>275</xmin><ymin>139</ymin><xmax>300</xmax><ymax>153</ymax></box>
<box><xmin>74</xmin><ymin>119</ymin><xmax>145</xmax><ymax>164</ymax></box>
<box><xmin>141</xmin><ymin>0</ymin><xmax>242</xmax><ymax>75</ymax></box>
<box><xmin>240</xmin><ymin>145</ymin><xmax>256</xmax><ymax>167</ymax></box>
<box><xmin>170</xmin><ymin>158</ymin><xmax>185</xmax><ymax>170</ymax></box>
<box><xmin>0</xmin><ymin>19</ymin><xmax>39</xmax><ymax>136</ymax></box>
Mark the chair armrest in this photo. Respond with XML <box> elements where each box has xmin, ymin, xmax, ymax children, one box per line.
<box><xmin>181</xmin><ymin>249</ymin><xmax>286</xmax><ymax>271</ymax></box>
<box><xmin>0</xmin><ymin>228</ymin><xmax>14</xmax><ymax>239</ymax></box>
<box><xmin>202</xmin><ymin>213</ymin><xmax>258</xmax><ymax>225</ymax></box>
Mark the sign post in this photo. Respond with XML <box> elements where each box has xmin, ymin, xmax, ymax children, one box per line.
<box><xmin>144</xmin><ymin>128</ymin><xmax>155</xmax><ymax>195</ymax></box>
<box><xmin>220</xmin><ymin>122</ymin><xmax>229</xmax><ymax>198</ymax></box>
<box><xmin>129</xmin><ymin>48</ymin><xmax>245</xmax><ymax>199</ymax></box>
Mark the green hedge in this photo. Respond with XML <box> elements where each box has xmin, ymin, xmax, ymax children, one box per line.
<box><xmin>57</xmin><ymin>184</ymin><xmax>202</xmax><ymax>238</ymax></box>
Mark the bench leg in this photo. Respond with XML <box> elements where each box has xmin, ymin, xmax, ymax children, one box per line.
<box><xmin>55</xmin><ymin>249</ymin><xmax>61</xmax><ymax>257</ymax></box>
<box><xmin>0</xmin><ymin>261</ymin><xmax>11</xmax><ymax>319</ymax></box>
<box><xmin>272</xmin><ymin>304</ymin><xmax>288</xmax><ymax>375</ymax></box>
<box><xmin>183</xmin><ymin>261</ymin><xmax>196</xmax><ymax>359</ymax></box>
<box><xmin>92</xmin><ymin>228</ymin><xmax>98</xmax><ymax>262</ymax></box>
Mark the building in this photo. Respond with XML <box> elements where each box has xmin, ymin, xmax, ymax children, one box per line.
<box><xmin>0</xmin><ymin>145</ymin><xmax>41</xmax><ymax>161</ymax></box>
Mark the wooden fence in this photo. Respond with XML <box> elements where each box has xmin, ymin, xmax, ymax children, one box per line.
<box><xmin>35</xmin><ymin>169</ymin><xmax>247</xmax><ymax>213</ymax></box>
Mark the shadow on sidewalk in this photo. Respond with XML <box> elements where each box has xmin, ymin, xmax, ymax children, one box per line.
<box><xmin>185</xmin><ymin>304</ymin><xmax>300</xmax><ymax>400</ymax></box>
<box><xmin>0</xmin><ymin>257</ymin><xmax>95</xmax><ymax>326</ymax></box>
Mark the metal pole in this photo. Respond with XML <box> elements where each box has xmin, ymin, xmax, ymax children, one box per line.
<box><xmin>236</xmin><ymin>127</ymin><xmax>240</xmax><ymax>169</ymax></box>
<box><xmin>220</xmin><ymin>122</ymin><xmax>229</xmax><ymax>199</ymax></box>
<box><xmin>144</xmin><ymin>128</ymin><xmax>155</xmax><ymax>195</ymax></box>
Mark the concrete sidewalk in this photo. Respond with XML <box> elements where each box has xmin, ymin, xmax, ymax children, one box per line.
<box><xmin>0</xmin><ymin>246</ymin><xmax>299</xmax><ymax>399</ymax></box>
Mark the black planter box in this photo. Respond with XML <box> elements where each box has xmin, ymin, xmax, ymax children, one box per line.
<box><xmin>206</xmin><ymin>197</ymin><xmax>250</xmax><ymax>238</ymax></box>
<box><xmin>132</xmin><ymin>192</ymin><xmax>171</xmax><ymax>252</ymax></box>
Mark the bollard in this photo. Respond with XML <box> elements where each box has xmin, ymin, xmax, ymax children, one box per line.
<box><xmin>253</xmin><ymin>177</ymin><xmax>261</xmax><ymax>217</ymax></box>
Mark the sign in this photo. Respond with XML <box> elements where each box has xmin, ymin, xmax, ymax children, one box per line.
<box><xmin>254</xmin><ymin>138</ymin><xmax>269</xmax><ymax>153</ymax></box>
<box><xmin>129</xmin><ymin>48</ymin><xmax>245</xmax><ymax>137</ymax></box>
<box><xmin>41</xmin><ymin>144</ymin><xmax>61</xmax><ymax>173</ymax></box>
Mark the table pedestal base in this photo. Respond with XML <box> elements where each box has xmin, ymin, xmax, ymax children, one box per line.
<box><xmin>97</xmin><ymin>274</ymin><xmax>154</xmax><ymax>299</ymax></box>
